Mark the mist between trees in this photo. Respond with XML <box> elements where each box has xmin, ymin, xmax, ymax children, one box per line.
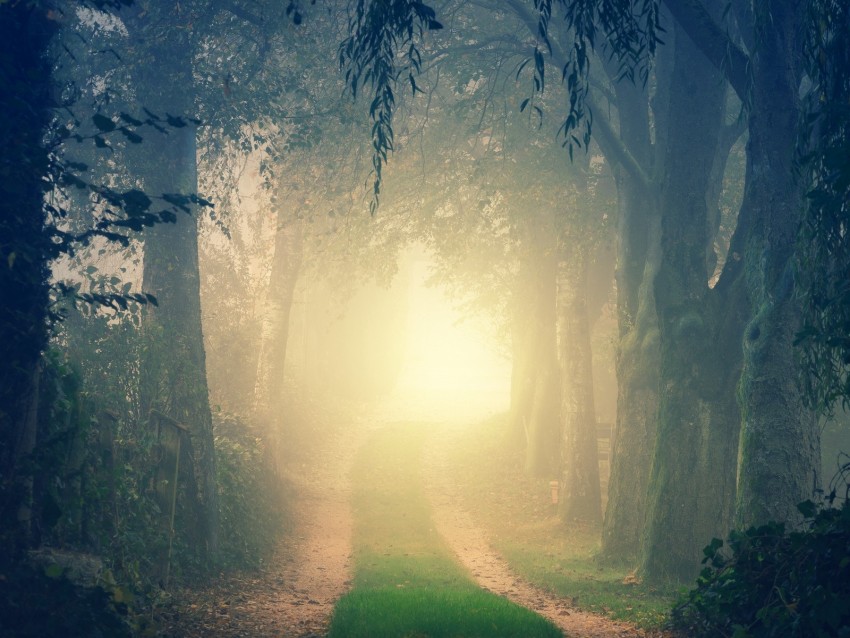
<box><xmin>1</xmin><ymin>0</ymin><xmax>849</xmax><ymax>635</ymax></box>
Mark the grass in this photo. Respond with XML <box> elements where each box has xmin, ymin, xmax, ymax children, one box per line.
<box><xmin>326</xmin><ymin>423</ymin><xmax>562</xmax><ymax>638</ymax></box>
<box><xmin>444</xmin><ymin>414</ymin><xmax>678</xmax><ymax>630</ymax></box>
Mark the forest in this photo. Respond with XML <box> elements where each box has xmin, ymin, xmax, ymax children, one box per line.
<box><xmin>1</xmin><ymin>0</ymin><xmax>849</xmax><ymax>636</ymax></box>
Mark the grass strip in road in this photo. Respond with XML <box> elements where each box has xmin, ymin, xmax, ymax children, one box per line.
<box><xmin>445</xmin><ymin>415</ymin><xmax>677</xmax><ymax>630</ymax></box>
<box><xmin>327</xmin><ymin>423</ymin><xmax>562</xmax><ymax>638</ymax></box>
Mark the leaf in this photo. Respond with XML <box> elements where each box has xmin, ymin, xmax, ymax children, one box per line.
<box><xmin>515</xmin><ymin>58</ymin><xmax>531</xmax><ymax>81</ymax></box>
<box><xmin>112</xmin><ymin>586</ymin><xmax>134</xmax><ymax>604</ymax></box>
<box><xmin>120</xmin><ymin>189</ymin><xmax>152</xmax><ymax>216</ymax></box>
<box><xmin>44</xmin><ymin>564</ymin><xmax>65</xmax><ymax>579</ymax></box>
<box><xmin>119</xmin><ymin>112</ymin><xmax>143</xmax><ymax>126</ymax></box>
<box><xmin>797</xmin><ymin>500</ymin><xmax>817</xmax><ymax>518</ymax></box>
<box><xmin>119</xmin><ymin>127</ymin><xmax>143</xmax><ymax>144</ymax></box>
<box><xmin>165</xmin><ymin>114</ymin><xmax>187</xmax><ymax>128</ymax></box>
<box><xmin>92</xmin><ymin>113</ymin><xmax>116</xmax><ymax>132</ymax></box>
<box><xmin>162</xmin><ymin>193</ymin><xmax>190</xmax><ymax>211</ymax></box>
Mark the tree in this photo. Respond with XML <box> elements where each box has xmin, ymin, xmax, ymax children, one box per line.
<box><xmin>796</xmin><ymin>0</ymin><xmax>850</xmax><ymax>416</ymax></box>
<box><xmin>340</xmin><ymin>0</ymin><xmax>843</xmax><ymax>584</ymax></box>
<box><xmin>0</xmin><ymin>2</ymin><xmax>59</xmax><ymax>554</ymax></box>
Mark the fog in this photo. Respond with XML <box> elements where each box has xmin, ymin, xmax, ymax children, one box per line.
<box><xmin>8</xmin><ymin>1</ymin><xmax>850</xmax><ymax>635</ymax></box>
<box><xmin>369</xmin><ymin>252</ymin><xmax>511</xmax><ymax>425</ymax></box>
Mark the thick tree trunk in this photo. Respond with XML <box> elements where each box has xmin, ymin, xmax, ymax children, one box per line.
<box><xmin>602</xmin><ymin>204</ymin><xmax>660</xmax><ymax>561</ymax></box>
<box><xmin>639</xmin><ymin>18</ymin><xmax>735</xmax><ymax>584</ymax></box>
<box><xmin>557</xmin><ymin>250</ymin><xmax>602</xmax><ymax>522</ymax></box>
<box><xmin>601</xmin><ymin>77</ymin><xmax>660</xmax><ymax>561</ymax></box>
<box><xmin>128</xmin><ymin>6</ymin><xmax>219</xmax><ymax>560</ymax></box>
<box><xmin>0</xmin><ymin>5</ymin><xmax>54</xmax><ymax>557</ymax></box>
<box><xmin>734</xmin><ymin>2</ymin><xmax>819</xmax><ymax>528</ymax></box>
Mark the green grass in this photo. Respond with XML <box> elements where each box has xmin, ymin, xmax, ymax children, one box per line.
<box><xmin>444</xmin><ymin>415</ymin><xmax>678</xmax><ymax>630</ymax></box>
<box><xmin>326</xmin><ymin>424</ymin><xmax>562</xmax><ymax>638</ymax></box>
<box><xmin>497</xmin><ymin>541</ymin><xmax>674</xmax><ymax>628</ymax></box>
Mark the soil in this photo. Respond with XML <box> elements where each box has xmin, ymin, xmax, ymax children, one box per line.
<box><xmin>156</xmin><ymin>412</ymin><xmax>371</xmax><ymax>638</ymax></box>
<box><xmin>422</xmin><ymin>425</ymin><xmax>668</xmax><ymax>638</ymax></box>
<box><xmin>160</xmin><ymin>413</ymin><xmax>669</xmax><ymax>637</ymax></box>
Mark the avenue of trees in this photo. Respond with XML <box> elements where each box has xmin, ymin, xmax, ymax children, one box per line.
<box><xmin>341</xmin><ymin>0</ymin><xmax>850</xmax><ymax>583</ymax></box>
<box><xmin>0</xmin><ymin>0</ymin><xmax>849</xmax><ymax>630</ymax></box>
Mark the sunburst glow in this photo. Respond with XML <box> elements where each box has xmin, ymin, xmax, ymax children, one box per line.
<box><xmin>377</xmin><ymin>254</ymin><xmax>511</xmax><ymax>424</ymax></box>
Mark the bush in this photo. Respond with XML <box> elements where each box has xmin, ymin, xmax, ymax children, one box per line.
<box><xmin>673</xmin><ymin>487</ymin><xmax>850</xmax><ymax>637</ymax></box>
<box><xmin>215</xmin><ymin>414</ymin><xmax>287</xmax><ymax>569</ymax></box>
<box><xmin>0</xmin><ymin>562</ymin><xmax>132</xmax><ymax>638</ymax></box>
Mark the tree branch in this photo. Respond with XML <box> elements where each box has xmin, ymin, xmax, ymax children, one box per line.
<box><xmin>585</xmin><ymin>93</ymin><xmax>652</xmax><ymax>194</ymax></box>
<box><xmin>500</xmin><ymin>0</ymin><xmax>652</xmax><ymax>192</ymax></box>
<box><xmin>662</xmin><ymin>0</ymin><xmax>749</xmax><ymax>101</ymax></box>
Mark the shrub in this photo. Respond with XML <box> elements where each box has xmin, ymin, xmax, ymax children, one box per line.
<box><xmin>673</xmin><ymin>481</ymin><xmax>850</xmax><ymax>637</ymax></box>
<box><xmin>215</xmin><ymin>414</ymin><xmax>286</xmax><ymax>570</ymax></box>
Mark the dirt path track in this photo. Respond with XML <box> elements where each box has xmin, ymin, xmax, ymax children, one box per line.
<box><xmin>422</xmin><ymin>425</ymin><xmax>660</xmax><ymax>638</ymax></box>
<box><xmin>157</xmin><ymin>414</ymin><xmax>369</xmax><ymax>637</ymax></box>
<box><xmin>161</xmin><ymin>415</ymin><xmax>666</xmax><ymax>638</ymax></box>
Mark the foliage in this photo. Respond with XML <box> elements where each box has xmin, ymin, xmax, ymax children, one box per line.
<box><xmin>796</xmin><ymin>0</ymin><xmax>850</xmax><ymax>415</ymax></box>
<box><xmin>338</xmin><ymin>0</ymin><xmax>659</xmax><ymax>210</ymax></box>
<box><xmin>52</xmin><ymin>313</ymin><xmax>206</xmax><ymax>587</ymax></box>
<box><xmin>672</xmin><ymin>492</ymin><xmax>850</xmax><ymax>638</ymax></box>
<box><xmin>214</xmin><ymin>414</ymin><xmax>285</xmax><ymax>570</ymax></box>
<box><xmin>0</xmin><ymin>561</ymin><xmax>132</xmax><ymax>638</ymax></box>
<box><xmin>340</xmin><ymin>0</ymin><xmax>443</xmax><ymax>211</ymax></box>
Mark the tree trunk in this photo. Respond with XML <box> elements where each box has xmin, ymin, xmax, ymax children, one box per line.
<box><xmin>524</xmin><ymin>244</ymin><xmax>560</xmax><ymax>478</ymax></box>
<box><xmin>0</xmin><ymin>4</ymin><xmax>55</xmax><ymax>558</ymax></box>
<box><xmin>253</xmin><ymin>213</ymin><xmax>304</xmax><ymax>426</ymax></box>
<box><xmin>602</xmin><ymin>203</ymin><xmax>661</xmax><ymax>561</ymax></box>
<box><xmin>639</xmin><ymin>17</ymin><xmax>736</xmax><ymax>583</ymax></box>
<box><xmin>128</xmin><ymin>5</ymin><xmax>219</xmax><ymax>560</ymax></box>
<box><xmin>557</xmin><ymin>250</ymin><xmax>602</xmax><ymax>522</ymax></box>
<box><xmin>734</xmin><ymin>2</ymin><xmax>820</xmax><ymax>528</ymax></box>
<box><xmin>601</xmin><ymin>76</ymin><xmax>660</xmax><ymax>561</ymax></box>
<box><xmin>507</xmin><ymin>223</ymin><xmax>561</xmax><ymax>478</ymax></box>
<box><xmin>509</xmin><ymin>257</ymin><xmax>540</xmax><ymax>447</ymax></box>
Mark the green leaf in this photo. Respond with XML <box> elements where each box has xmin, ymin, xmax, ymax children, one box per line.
<box><xmin>119</xmin><ymin>127</ymin><xmax>143</xmax><ymax>144</ymax></box>
<box><xmin>92</xmin><ymin>113</ymin><xmax>116</xmax><ymax>132</ymax></box>
<box><xmin>797</xmin><ymin>500</ymin><xmax>817</xmax><ymax>518</ymax></box>
<box><xmin>44</xmin><ymin>563</ymin><xmax>65</xmax><ymax>579</ymax></box>
<box><xmin>119</xmin><ymin>112</ymin><xmax>143</xmax><ymax>126</ymax></box>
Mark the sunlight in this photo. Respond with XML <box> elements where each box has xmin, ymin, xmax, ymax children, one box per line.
<box><xmin>376</xmin><ymin>253</ymin><xmax>511</xmax><ymax>425</ymax></box>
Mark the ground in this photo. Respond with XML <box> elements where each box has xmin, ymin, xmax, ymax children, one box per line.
<box><xmin>158</xmin><ymin>410</ymin><xmax>669</xmax><ymax>637</ymax></box>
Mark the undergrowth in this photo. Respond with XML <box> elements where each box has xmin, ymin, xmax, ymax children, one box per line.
<box><xmin>673</xmin><ymin>484</ymin><xmax>850</xmax><ymax>638</ymax></box>
<box><xmin>445</xmin><ymin>414</ymin><xmax>675</xmax><ymax>629</ymax></box>
<box><xmin>215</xmin><ymin>413</ymin><xmax>287</xmax><ymax>570</ymax></box>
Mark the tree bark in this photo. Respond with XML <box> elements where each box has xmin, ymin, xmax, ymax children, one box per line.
<box><xmin>0</xmin><ymin>4</ymin><xmax>55</xmax><ymax>557</ymax></box>
<box><xmin>557</xmin><ymin>249</ymin><xmax>602</xmax><ymax>522</ymax></box>
<box><xmin>638</xmin><ymin>15</ymin><xmax>737</xmax><ymax>584</ymax></box>
<box><xmin>601</xmin><ymin>77</ymin><xmax>660</xmax><ymax>561</ymax></box>
<box><xmin>734</xmin><ymin>0</ymin><xmax>820</xmax><ymax>529</ymax></box>
<box><xmin>253</xmin><ymin>212</ymin><xmax>304</xmax><ymax>426</ymax></box>
<box><xmin>127</xmin><ymin>4</ymin><xmax>219</xmax><ymax>560</ymax></box>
